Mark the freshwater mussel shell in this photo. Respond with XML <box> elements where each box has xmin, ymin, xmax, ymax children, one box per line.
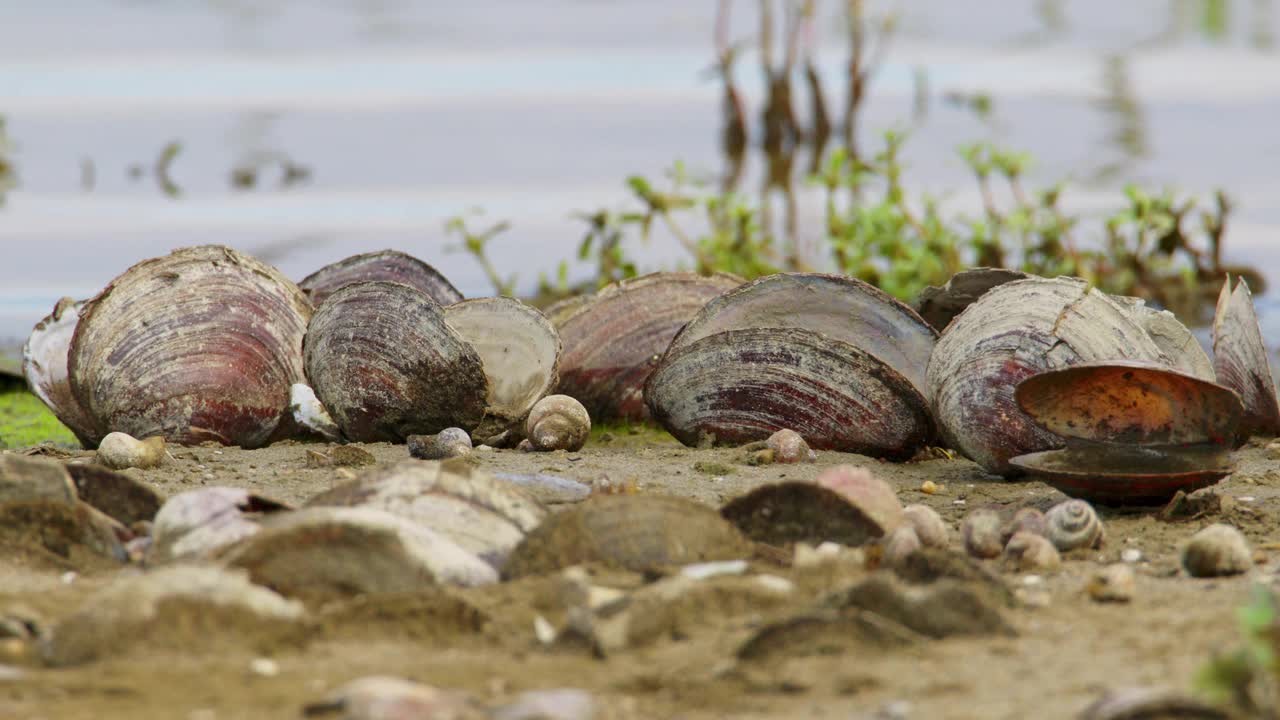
<box><xmin>443</xmin><ymin>297</ymin><xmax>561</xmax><ymax>442</ymax></box>
<box><xmin>1213</xmin><ymin>276</ymin><xmax>1280</xmax><ymax>440</ymax></box>
<box><xmin>912</xmin><ymin>267</ymin><xmax>1028</xmax><ymax>333</ymax></box>
<box><xmin>554</xmin><ymin>271</ymin><xmax>742</xmax><ymax>422</ymax></box>
<box><xmin>68</xmin><ymin>245</ymin><xmax>312</xmax><ymax>448</ymax></box>
<box><xmin>645</xmin><ymin>326</ymin><xmax>933</xmax><ymax>458</ymax></box>
<box><xmin>22</xmin><ymin>297</ymin><xmax>97</xmax><ymax>447</ymax></box>
<box><xmin>1008</xmin><ymin>445</ymin><xmax>1232</xmax><ymax>506</ymax></box>
<box><xmin>303</xmin><ymin>281</ymin><xmax>489</xmax><ymax>442</ymax></box>
<box><xmin>1014</xmin><ymin>361</ymin><xmax>1242</xmax><ymax>447</ymax></box>
<box><xmin>298</xmin><ymin>249</ymin><xmax>463</xmax><ymax>307</ymax></box>
<box><xmin>669</xmin><ymin>272</ymin><xmax>937</xmax><ymax>400</ymax></box>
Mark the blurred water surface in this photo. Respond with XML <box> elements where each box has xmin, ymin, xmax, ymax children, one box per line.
<box><xmin>1</xmin><ymin>0</ymin><xmax>1278</xmax><ymax>343</ymax></box>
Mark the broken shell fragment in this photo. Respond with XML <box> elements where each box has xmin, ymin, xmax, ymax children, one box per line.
<box><xmin>912</xmin><ymin>267</ymin><xmax>1029</xmax><ymax>333</ymax></box>
<box><xmin>149</xmin><ymin>486</ymin><xmax>293</xmax><ymax>564</ymax></box>
<box><xmin>68</xmin><ymin>245</ymin><xmax>312</xmax><ymax>448</ymax></box>
<box><xmin>646</xmin><ymin>327</ymin><xmax>933</xmax><ymax>458</ymax></box>
<box><xmin>408</xmin><ymin>428</ymin><xmax>473</xmax><ymax>460</ymax></box>
<box><xmin>304</xmin><ymin>281</ymin><xmax>489</xmax><ymax>442</ymax></box>
<box><xmin>1002</xmin><ymin>531</ymin><xmax>1060</xmax><ymax>573</ymax></box>
<box><xmin>298</xmin><ymin>249</ymin><xmax>463</xmax><ymax>308</ymax></box>
<box><xmin>1213</xmin><ymin>276</ymin><xmax>1280</xmax><ymax>440</ymax></box>
<box><xmin>443</xmin><ymin>297</ymin><xmax>561</xmax><ymax>443</ymax></box>
<box><xmin>720</xmin><ymin>465</ymin><xmax>904</xmax><ymax>547</ymax></box>
<box><xmin>554</xmin><ymin>271</ymin><xmax>742</xmax><ymax>422</ymax></box>
<box><xmin>289</xmin><ymin>383</ymin><xmax>342</xmax><ymax>443</ymax></box>
<box><xmin>22</xmin><ymin>297</ymin><xmax>96</xmax><ymax>447</ymax></box>
<box><xmin>1181</xmin><ymin>523</ymin><xmax>1252</xmax><ymax>578</ymax></box>
<box><xmin>524</xmin><ymin>395</ymin><xmax>590</xmax><ymax>452</ymax></box>
<box><xmin>902</xmin><ymin>504</ymin><xmax>949</xmax><ymax>548</ymax></box>
<box><xmin>1045</xmin><ymin>499</ymin><xmax>1104</xmax><ymax>552</ymax></box>
<box><xmin>961</xmin><ymin>509</ymin><xmax>1004</xmax><ymax>559</ymax></box>
<box><xmin>95</xmin><ymin>432</ymin><xmax>165</xmax><ymax>470</ymax></box>
<box><xmin>765</xmin><ymin>429</ymin><xmax>814</xmax><ymax>463</ymax></box>
<box><xmin>504</xmin><ymin>494</ymin><xmax>752</xmax><ymax>578</ymax></box>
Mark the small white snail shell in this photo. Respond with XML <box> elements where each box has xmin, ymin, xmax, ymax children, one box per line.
<box><xmin>1045</xmin><ymin>499</ymin><xmax>1104</xmax><ymax>552</ymax></box>
<box><xmin>962</xmin><ymin>508</ymin><xmax>1003</xmax><ymax>559</ymax></box>
<box><xmin>902</xmin><ymin>504</ymin><xmax>948</xmax><ymax>549</ymax></box>
<box><xmin>765</xmin><ymin>429</ymin><xmax>815</xmax><ymax>464</ymax></box>
<box><xmin>1181</xmin><ymin>523</ymin><xmax>1252</xmax><ymax>578</ymax></box>
<box><xmin>882</xmin><ymin>526</ymin><xmax>922</xmax><ymax>569</ymax></box>
<box><xmin>408</xmin><ymin>427</ymin><xmax>473</xmax><ymax>460</ymax></box>
<box><xmin>96</xmin><ymin>432</ymin><xmax>166</xmax><ymax>470</ymax></box>
<box><xmin>1002</xmin><ymin>531</ymin><xmax>1060</xmax><ymax>573</ymax></box>
<box><xmin>525</xmin><ymin>395</ymin><xmax>591</xmax><ymax>452</ymax></box>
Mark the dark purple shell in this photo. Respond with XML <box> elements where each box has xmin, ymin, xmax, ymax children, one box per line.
<box><xmin>1213</xmin><ymin>277</ymin><xmax>1280</xmax><ymax>440</ymax></box>
<box><xmin>645</xmin><ymin>327</ymin><xmax>933</xmax><ymax>459</ymax></box>
<box><xmin>303</xmin><ymin>281</ymin><xmax>489</xmax><ymax>442</ymax></box>
<box><xmin>299</xmin><ymin>250</ymin><xmax>463</xmax><ymax>308</ymax></box>
<box><xmin>68</xmin><ymin>245</ymin><xmax>312</xmax><ymax>448</ymax></box>
<box><xmin>555</xmin><ymin>272</ymin><xmax>742</xmax><ymax>422</ymax></box>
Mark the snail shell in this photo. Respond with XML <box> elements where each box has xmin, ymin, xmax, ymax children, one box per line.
<box><xmin>1002</xmin><ymin>531</ymin><xmax>1060</xmax><ymax>573</ymax></box>
<box><xmin>765</xmin><ymin>429</ymin><xmax>814</xmax><ymax>463</ymax></box>
<box><xmin>22</xmin><ymin>297</ymin><xmax>96</xmax><ymax>447</ymax></box>
<box><xmin>68</xmin><ymin>245</ymin><xmax>311</xmax><ymax>448</ymax></box>
<box><xmin>1000</xmin><ymin>507</ymin><xmax>1047</xmax><ymax>544</ymax></box>
<box><xmin>902</xmin><ymin>504</ymin><xmax>949</xmax><ymax>548</ymax></box>
<box><xmin>96</xmin><ymin>432</ymin><xmax>166</xmax><ymax>470</ymax></box>
<box><xmin>962</xmin><ymin>508</ymin><xmax>1004</xmax><ymax>559</ymax></box>
<box><xmin>1213</xmin><ymin>276</ymin><xmax>1280</xmax><ymax>440</ymax></box>
<box><xmin>303</xmin><ymin>281</ymin><xmax>489</xmax><ymax>442</ymax></box>
<box><xmin>524</xmin><ymin>395</ymin><xmax>590</xmax><ymax>452</ymax></box>
<box><xmin>1087</xmin><ymin>564</ymin><xmax>1135</xmax><ymax>603</ymax></box>
<box><xmin>408</xmin><ymin>428</ymin><xmax>473</xmax><ymax>460</ymax></box>
<box><xmin>1045</xmin><ymin>499</ymin><xmax>1104</xmax><ymax>552</ymax></box>
<box><xmin>298</xmin><ymin>249</ymin><xmax>462</xmax><ymax>308</ymax></box>
<box><xmin>882</xmin><ymin>526</ymin><xmax>922</xmax><ymax>569</ymax></box>
<box><xmin>1181</xmin><ymin>523</ymin><xmax>1252</xmax><ymax>578</ymax></box>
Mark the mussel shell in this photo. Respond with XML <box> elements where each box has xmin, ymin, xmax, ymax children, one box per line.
<box><xmin>68</xmin><ymin>245</ymin><xmax>312</xmax><ymax>448</ymax></box>
<box><xmin>1015</xmin><ymin>361</ymin><xmax>1242</xmax><ymax>447</ymax></box>
<box><xmin>22</xmin><ymin>297</ymin><xmax>97</xmax><ymax>447</ymax></box>
<box><xmin>668</xmin><ymin>272</ymin><xmax>937</xmax><ymax>400</ymax></box>
<box><xmin>645</xmin><ymin>326</ymin><xmax>933</xmax><ymax>458</ymax></box>
<box><xmin>555</xmin><ymin>271</ymin><xmax>742</xmax><ymax>422</ymax></box>
<box><xmin>298</xmin><ymin>249</ymin><xmax>462</xmax><ymax>307</ymax></box>
<box><xmin>303</xmin><ymin>281</ymin><xmax>489</xmax><ymax>442</ymax></box>
<box><xmin>1009</xmin><ymin>445</ymin><xmax>1231</xmax><ymax>506</ymax></box>
<box><xmin>1114</xmin><ymin>296</ymin><xmax>1215</xmax><ymax>380</ymax></box>
<box><xmin>1213</xmin><ymin>277</ymin><xmax>1280</xmax><ymax>440</ymax></box>
<box><xmin>720</xmin><ymin>480</ymin><xmax>900</xmax><ymax>548</ymax></box>
<box><xmin>927</xmin><ymin>277</ymin><xmax>1196</xmax><ymax>474</ymax></box>
<box><xmin>912</xmin><ymin>268</ymin><xmax>1029</xmax><ymax>333</ymax></box>
<box><xmin>503</xmin><ymin>494</ymin><xmax>752</xmax><ymax>578</ymax></box>
<box><xmin>443</xmin><ymin>297</ymin><xmax>561</xmax><ymax>440</ymax></box>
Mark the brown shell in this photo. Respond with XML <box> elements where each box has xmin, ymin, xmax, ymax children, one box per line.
<box><xmin>1015</xmin><ymin>361</ymin><xmax>1242</xmax><ymax>447</ymax></box>
<box><xmin>721</xmin><ymin>466</ymin><xmax>904</xmax><ymax>547</ymax></box>
<box><xmin>67</xmin><ymin>245</ymin><xmax>312</xmax><ymax>448</ymax></box>
<box><xmin>22</xmin><ymin>297</ymin><xmax>97</xmax><ymax>447</ymax></box>
<box><xmin>668</xmin><ymin>272</ymin><xmax>937</xmax><ymax>400</ymax></box>
<box><xmin>303</xmin><ymin>281</ymin><xmax>489</xmax><ymax>442</ymax></box>
<box><xmin>65</xmin><ymin>463</ymin><xmax>163</xmax><ymax>527</ymax></box>
<box><xmin>1213</xmin><ymin>276</ymin><xmax>1280</xmax><ymax>440</ymax></box>
<box><xmin>298</xmin><ymin>249</ymin><xmax>462</xmax><ymax>307</ymax></box>
<box><xmin>555</xmin><ymin>271</ymin><xmax>742</xmax><ymax>422</ymax></box>
<box><xmin>645</xmin><ymin>327</ymin><xmax>933</xmax><ymax>458</ymax></box>
<box><xmin>927</xmin><ymin>277</ymin><xmax>1201</xmax><ymax>474</ymax></box>
<box><xmin>503</xmin><ymin>494</ymin><xmax>752</xmax><ymax>578</ymax></box>
<box><xmin>912</xmin><ymin>268</ymin><xmax>1029</xmax><ymax>333</ymax></box>
<box><xmin>443</xmin><ymin>297</ymin><xmax>561</xmax><ymax>440</ymax></box>
<box><xmin>1009</xmin><ymin>445</ymin><xmax>1232</xmax><ymax>506</ymax></box>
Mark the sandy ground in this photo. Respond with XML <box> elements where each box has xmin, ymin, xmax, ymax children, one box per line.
<box><xmin>1</xmin><ymin>432</ymin><xmax>1277</xmax><ymax>720</ymax></box>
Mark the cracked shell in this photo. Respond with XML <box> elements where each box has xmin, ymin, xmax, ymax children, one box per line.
<box><xmin>303</xmin><ymin>281</ymin><xmax>489</xmax><ymax>442</ymax></box>
<box><xmin>298</xmin><ymin>249</ymin><xmax>462</xmax><ymax>307</ymax></box>
<box><xmin>67</xmin><ymin>245</ymin><xmax>311</xmax><ymax>448</ymax></box>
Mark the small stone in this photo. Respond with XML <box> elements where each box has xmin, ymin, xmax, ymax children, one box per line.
<box><xmin>765</xmin><ymin>429</ymin><xmax>814</xmax><ymax>464</ymax></box>
<box><xmin>1002</xmin><ymin>531</ymin><xmax>1061</xmax><ymax>573</ymax></box>
<box><xmin>407</xmin><ymin>429</ymin><xmax>473</xmax><ymax>461</ymax></box>
<box><xmin>746</xmin><ymin>448</ymin><xmax>775</xmax><ymax>466</ymax></box>
<box><xmin>902</xmin><ymin>504</ymin><xmax>948</xmax><ymax>548</ymax></box>
<box><xmin>1087</xmin><ymin>564</ymin><xmax>1135</xmax><ymax>603</ymax></box>
<box><xmin>1266</xmin><ymin>439</ymin><xmax>1280</xmax><ymax>459</ymax></box>
<box><xmin>1121</xmin><ymin>548</ymin><xmax>1143</xmax><ymax>564</ymax></box>
<box><xmin>330</xmin><ymin>445</ymin><xmax>376</xmax><ymax>467</ymax></box>
<box><xmin>248</xmin><ymin>657</ymin><xmax>279</xmax><ymax>677</ymax></box>
<box><xmin>304</xmin><ymin>450</ymin><xmax>331</xmax><ymax>468</ymax></box>
<box><xmin>1182</xmin><ymin>524</ymin><xmax>1252</xmax><ymax>578</ymax></box>
<box><xmin>96</xmin><ymin>432</ymin><xmax>166</xmax><ymax>470</ymax></box>
<box><xmin>680</xmin><ymin>560</ymin><xmax>749</xmax><ymax>580</ymax></box>
<box><xmin>962</xmin><ymin>509</ymin><xmax>1003</xmax><ymax>559</ymax></box>
<box><xmin>533</xmin><ymin>615</ymin><xmax>556</xmax><ymax>645</ymax></box>
<box><xmin>921</xmin><ymin>480</ymin><xmax>938</xmax><ymax>495</ymax></box>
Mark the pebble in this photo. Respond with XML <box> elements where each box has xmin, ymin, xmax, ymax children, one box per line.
<box><xmin>920</xmin><ymin>480</ymin><xmax>938</xmax><ymax>495</ymax></box>
<box><xmin>1121</xmin><ymin>548</ymin><xmax>1143</xmax><ymax>564</ymax></box>
<box><xmin>533</xmin><ymin>615</ymin><xmax>557</xmax><ymax>645</ymax></box>
<box><xmin>1002</xmin><ymin>531</ymin><xmax>1061</xmax><ymax>573</ymax></box>
<box><xmin>248</xmin><ymin>657</ymin><xmax>279</xmax><ymax>677</ymax></box>
<box><xmin>902</xmin><ymin>504</ymin><xmax>948</xmax><ymax>548</ymax></box>
<box><xmin>1087</xmin><ymin>564</ymin><xmax>1136</xmax><ymax>603</ymax></box>
<box><xmin>680</xmin><ymin>560</ymin><xmax>748</xmax><ymax>580</ymax></box>
<box><xmin>96</xmin><ymin>432</ymin><xmax>166</xmax><ymax>470</ymax></box>
<box><xmin>1182</xmin><ymin>524</ymin><xmax>1252</xmax><ymax>578</ymax></box>
<box><xmin>962</xmin><ymin>508</ymin><xmax>1003</xmax><ymax>559</ymax></box>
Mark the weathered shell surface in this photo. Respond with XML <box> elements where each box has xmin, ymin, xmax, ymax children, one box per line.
<box><xmin>304</xmin><ymin>281</ymin><xmax>489</xmax><ymax>442</ymax></box>
<box><xmin>646</xmin><ymin>327</ymin><xmax>932</xmax><ymax>457</ymax></box>
<box><xmin>289</xmin><ymin>383</ymin><xmax>342</xmax><ymax>442</ymax></box>
<box><xmin>149</xmin><ymin>486</ymin><xmax>292</xmax><ymax>564</ymax></box>
<box><xmin>912</xmin><ymin>267</ymin><xmax>1029</xmax><ymax>333</ymax></box>
<box><xmin>542</xmin><ymin>293</ymin><xmax>595</xmax><ymax>327</ymax></box>
<box><xmin>0</xmin><ymin>454</ymin><xmax>78</xmax><ymax>505</ymax></box>
<box><xmin>443</xmin><ymin>297</ymin><xmax>561</xmax><ymax>441</ymax></box>
<box><xmin>1045</xmin><ymin>499</ymin><xmax>1104</xmax><ymax>552</ymax></box>
<box><xmin>68</xmin><ymin>245</ymin><xmax>311</xmax><ymax>448</ymax></box>
<box><xmin>306</xmin><ymin>459</ymin><xmax>545</xmax><ymax>568</ymax></box>
<box><xmin>928</xmin><ymin>276</ymin><xmax>1205</xmax><ymax>474</ymax></box>
<box><xmin>219</xmin><ymin>506</ymin><xmax>499</xmax><ymax>595</ymax></box>
<box><xmin>765</xmin><ymin>429</ymin><xmax>813</xmax><ymax>463</ymax></box>
<box><xmin>555</xmin><ymin>271</ymin><xmax>742</xmax><ymax>422</ymax></box>
<box><xmin>1213</xmin><ymin>277</ymin><xmax>1280</xmax><ymax>440</ymax></box>
<box><xmin>1181</xmin><ymin>523</ymin><xmax>1252</xmax><ymax>578</ymax></box>
<box><xmin>1116</xmin><ymin>296</ymin><xmax>1215</xmax><ymax>380</ymax></box>
<box><xmin>65</xmin><ymin>463</ymin><xmax>163</xmax><ymax>527</ymax></box>
<box><xmin>669</xmin><ymin>272</ymin><xmax>937</xmax><ymax>400</ymax></box>
<box><xmin>524</xmin><ymin>394</ymin><xmax>590</xmax><ymax>452</ymax></box>
<box><xmin>22</xmin><ymin>297</ymin><xmax>97</xmax><ymax>446</ymax></box>
<box><xmin>721</xmin><ymin>465</ymin><xmax>903</xmax><ymax>547</ymax></box>
<box><xmin>298</xmin><ymin>249</ymin><xmax>463</xmax><ymax>307</ymax></box>
<box><xmin>504</xmin><ymin>494</ymin><xmax>752</xmax><ymax>578</ymax></box>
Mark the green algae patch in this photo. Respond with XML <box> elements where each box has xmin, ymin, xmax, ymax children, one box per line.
<box><xmin>0</xmin><ymin>387</ymin><xmax>78</xmax><ymax>449</ymax></box>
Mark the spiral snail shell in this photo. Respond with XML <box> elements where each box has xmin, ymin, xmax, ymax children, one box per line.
<box><xmin>1045</xmin><ymin>499</ymin><xmax>1104</xmax><ymax>552</ymax></box>
<box><xmin>524</xmin><ymin>395</ymin><xmax>591</xmax><ymax>452</ymax></box>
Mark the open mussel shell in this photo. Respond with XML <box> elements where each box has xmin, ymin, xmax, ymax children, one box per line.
<box><xmin>68</xmin><ymin>245</ymin><xmax>312</xmax><ymax>448</ymax></box>
<box><xmin>443</xmin><ymin>297</ymin><xmax>561</xmax><ymax>443</ymax></box>
<box><xmin>912</xmin><ymin>268</ymin><xmax>1029</xmax><ymax>333</ymax></box>
<box><xmin>668</xmin><ymin>272</ymin><xmax>937</xmax><ymax>400</ymax></box>
<box><xmin>645</xmin><ymin>327</ymin><xmax>933</xmax><ymax>458</ymax></box>
<box><xmin>927</xmin><ymin>276</ymin><xmax>1211</xmax><ymax>475</ymax></box>
<box><xmin>1009</xmin><ymin>446</ymin><xmax>1232</xmax><ymax>506</ymax></box>
<box><xmin>22</xmin><ymin>297</ymin><xmax>97</xmax><ymax>447</ymax></box>
<box><xmin>554</xmin><ymin>271</ymin><xmax>742</xmax><ymax>422</ymax></box>
<box><xmin>298</xmin><ymin>249</ymin><xmax>462</xmax><ymax>307</ymax></box>
<box><xmin>503</xmin><ymin>494</ymin><xmax>752</xmax><ymax>578</ymax></box>
<box><xmin>1213</xmin><ymin>276</ymin><xmax>1280</xmax><ymax>440</ymax></box>
<box><xmin>304</xmin><ymin>281</ymin><xmax>489</xmax><ymax>442</ymax></box>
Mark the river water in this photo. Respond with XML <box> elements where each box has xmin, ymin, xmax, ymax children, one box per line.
<box><xmin>1</xmin><ymin>0</ymin><xmax>1278</xmax><ymax>344</ymax></box>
